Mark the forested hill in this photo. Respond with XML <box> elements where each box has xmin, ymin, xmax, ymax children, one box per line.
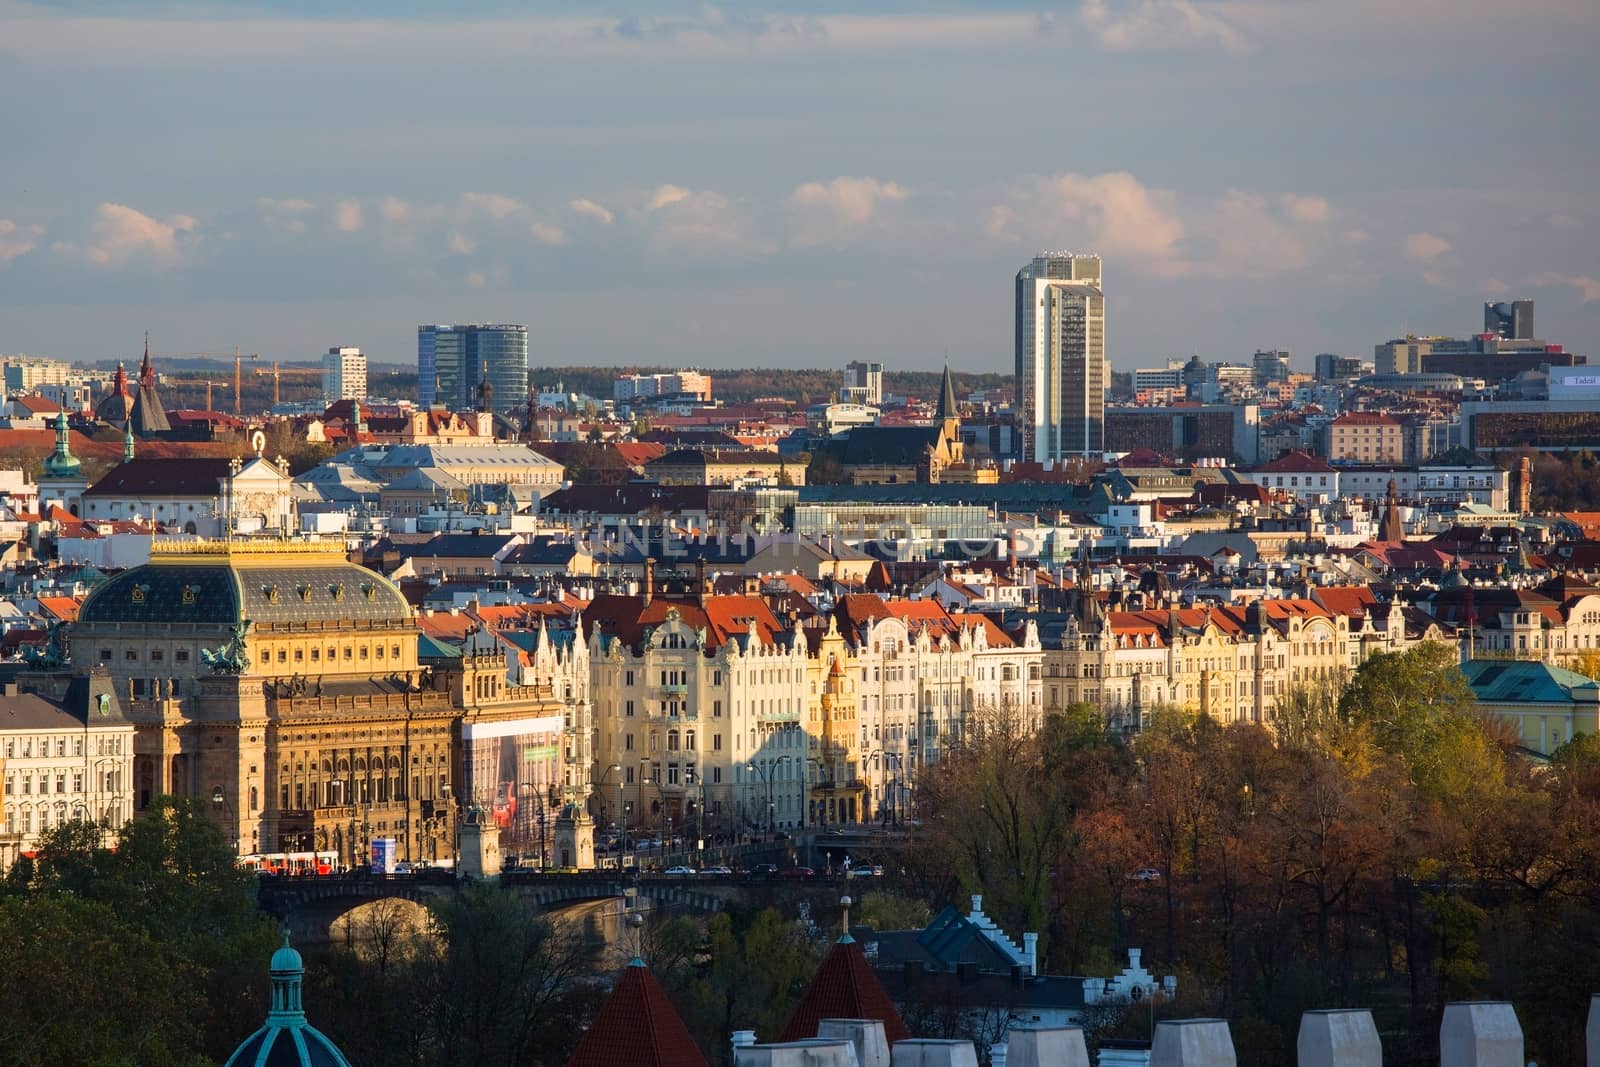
<box><xmin>531</xmin><ymin>366</ymin><xmax>1010</xmax><ymax>407</ymax></box>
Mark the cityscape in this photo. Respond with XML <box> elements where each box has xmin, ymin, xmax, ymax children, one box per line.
<box><xmin>3</xmin><ymin>2</ymin><xmax>1599</xmax><ymax>1067</ymax></box>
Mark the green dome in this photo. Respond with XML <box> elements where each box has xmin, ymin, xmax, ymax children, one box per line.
<box><xmin>77</xmin><ymin>541</ymin><xmax>412</xmax><ymax>629</ymax></box>
<box><xmin>226</xmin><ymin>932</ymin><xmax>352</xmax><ymax>1067</ymax></box>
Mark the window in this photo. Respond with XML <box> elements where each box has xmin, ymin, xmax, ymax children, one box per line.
<box><xmin>99</xmin><ymin>649</ymin><xmax>112</xmax><ymax>662</ymax></box>
<box><xmin>176</xmin><ymin>648</ymin><xmax>189</xmax><ymax>662</ymax></box>
<box><xmin>151</xmin><ymin>649</ymin><xmax>163</xmax><ymax>662</ymax></box>
<box><xmin>72</xmin><ymin>773</ymin><xmax>83</xmax><ymax>793</ymax></box>
<box><xmin>125</xmin><ymin>649</ymin><xmax>138</xmax><ymax>661</ymax></box>
<box><xmin>625</xmin><ymin>700</ymin><xmax>635</xmax><ymax>718</ymax></box>
<box><xmin>56</xmin><ymin>774</ymin><xmax>66</xmax><ymax>794</ymax></box>
<box><xmin>73</xmin><ymin>738</ymin><xmax>83</xmax><ymax>757</ymax></box>
<box><xmin>713</xmin><ymin>735</ymin><xmax>722</xmax><ymax>751</ymax></box>
<box><xmin>713</xmin><ymin>699</ymin><xmax>722</xmax><ymax>718</ymax></box>
<box><xmin>625</xmin><ymin>733</ymin><xmax>634</xmax><ymax>751</ymax></box>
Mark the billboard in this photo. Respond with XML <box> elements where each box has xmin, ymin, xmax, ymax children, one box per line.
<box><xmin>370</xmin><ymin>837</ymin><xmax>396</xmax><ymax>875</ymax></box>
<box><xmin>461</xmin><ymin>716</ymin><xmax>565</xmax><ymax>841</ymax></box>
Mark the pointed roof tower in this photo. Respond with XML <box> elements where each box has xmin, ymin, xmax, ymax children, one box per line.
<box><xmin>779</xmin><ymin>932</ymin><xmax>911</xmax><ymax>1044</ymax></box>
<box><xmin>1379</xmin><ymin>478</ymin><xmax>1404</xmax><ymax>544</ymax></box>
<box><xmin>43</xmin><ymin>411</ymin><xmax>82</xmax><ymax>478</ymax></box>
<box><xmin>566</xmin><ymin>960</ymin><xmax>709</xmax><ymax>1067</ymax></box>
<box><xmin>138</xmin><ymin>332</ymin><xmax>155</xmax><ymax>390</ymax></box>
<box><xmin>936</xmin><ymin>362</ymin><xmax>959</xmax><ymax>423</ymax></box>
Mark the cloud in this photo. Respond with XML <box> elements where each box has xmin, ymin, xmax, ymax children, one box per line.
<box><xmin>1283</xmin><ymin>194</ymin><xmax>1331</xmax><ymax>224</ymax></box>
<box><xmin>0</xmin><ymin>219</ymin><xmax>42</xmax><ymax>265</ymax></box>
<box><xmin>447</xmin><ymin>231</ymin><xmax>475</xmax><ymax>255</ymax></box>
<box><xmin>786</xmin><ymin>176</ymin><xmax>909</xmax><ymax>246</ymax></box>
<box><xmin>1078</xmin><ymin>0</ymin><xmax>1251</xmax><ymax>54</ymax></box>
<box><xmin>55</xmin><ymin>202</ymin><xmax>196</xmax><ymax>267</ymax></box>
<box><xmin>569</xmin><ymin>198</ymin><xmax>615</xmax><ymax>225</ymax></box>
<box><xmin>1534</xmin><ymin>273</ymin><xmax>1600</xmax><ymax>303</ymax></box>
<box><xmin>1404</xmin><ymin>232</ymin><xmax>1451</xmax><ymax>261</ymax></box>
<box><xmin>466</xmin><ymin>271</ymin><xmax>487</xmax><ymax>289</ymax></box>
<box><xmin>995</xmin><ymin>171</ymin><xmax>1187</xmax><ymax>276</ymax></box>
<box><xmin>1421</xmin><ymin>270</ymin><xmax>1446</xmax><ymax>287</ymax></box>
<box><xmin>379</xmin><ymin>196</ymin><xmax>412</xmax><ymax>223</ymax></box>
<box><xmin>258</xmin><ymin>198</ymin><xmax>315</xmax><ymax>232</ymax></box>
<box><xmin>641</xmin><ymin>186</ymin><xmax>753</xmax><ymax>253</ymax></box>
<box><xmin>607</xmin><ymin>8</ymin><xmax>827</xmax><ymax>45</ymax></box>
<box><xmin>333</xmin><ymin>199</ymin><xmax>364</xmax><ymax>232</ymax></box>
<box><xmin>1480</xmin><ymin>278</ymin><xmax>1509</xmax><ymax>297</ymax></box>
<box><xmin>459</xmin><ymin>192</ymin><xmax>527</xmax><ymax>222</ymax></box>
<box><xmin>647</xmin><ymin>185</ymin><xmax>692</xmax><ymax>211</ymax></box>
<box><xmin>529</xmin><ymin>221</ymin><xmax>568</xmax><ymax>246</ymax></box>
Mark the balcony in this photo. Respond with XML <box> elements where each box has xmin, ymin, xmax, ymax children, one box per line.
<box><xmin>653</xmin><ymin>682</ymin><xmax>689</xmax><ymax>697</ymax></box>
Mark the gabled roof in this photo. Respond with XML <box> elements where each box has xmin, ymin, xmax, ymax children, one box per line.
<box><xmin>820</xmin><ymin>425</ymin><xmax>943</xmax><ymax>467</ymax></box>
<box><xmin>779</xmin><ymin>938</ymin><xmax>911</xmax><ymax>1045</ymax></box>
<box><xmin>1463</xmin><ymin>659</ymin><xmax>1600</xmax><ymax>705</ymax></box>
<box><xmin>82</xmin><ymin>457</ymin><xmax>233</xmax><ymax>498</ymax></box>
<box><xmin>584</xmin><ymin>594</ymin><xmax>788</xmax><ymax>654</ymax></box>
<box><xmin>35</xmin><ymin>596</ymin><xmax>81</xmax><ymax>622</ymax></box>
<box><xmin>566</xmin><ymin>961</ymin><xmax>709</xmax><ymax>1067</ymax></box>
<box><xmin>1255</xmin><ymin>451</ymin><xmax>1336</xmax><ymax>475</ymax></box>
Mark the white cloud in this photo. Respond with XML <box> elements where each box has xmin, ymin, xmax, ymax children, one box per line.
<box><xmin>1195</xmin><ymin>190</ymin><xmax>1314</xmax><ymax>276</ymax></box>
<box><xmin>529</xmin><ymin>221</ymin><xmax>568</xmax><ymax>246</ymax></box>
<box><xmin>466</xmin><ymin>271</ymin><xmax>487</xmax><ymax>289</ymax></box>
<box><xmin>1078</xmin><ymin>0</ymin><xmax>1251</xmax><ymax>54</ymax></box>
<box><xmin>258</xmin><ymin>197</ymin><xmax>315</xmax><ymax>232</ymax></box>
<box><xmin>0</xmin><ymin>219</ymin><xmax>42</xmax><ymax>265</ymax></box>
<box><xmin>997</xmin><ymin>171</ymin><xmax>1187</xmax><ymax>276</ymax></box>
<box><xmin>1480</xmin><ymin>278</ymin><xmax>1509</xmax><ymax>297</ymax></box>
<box><xmin>1534</xmin><ymin>273</ymin><xmax>1600</xmax><ymax>303</ymax></box>
<box><xmin>379</xmin><ymin>196</ymin><xmax>413</xmax><ymax>223</ymax></box>
<box><xmin>1343</xmin><ymin>229</ymin><xmax>1372</xmax><ymax>245</ymax></box>
<box><xmin>569</xmin><ymin>198</ymin><xmax>615</xmax><ymax>225</ymax></box>
<box><xmin>786</xmin><ymin>176</ymin><xmax>909</xmax><ymax>246</ymax></box>
<box><xmin>55</xmin><ymin>202</ymin><xmax>196</xmax><ymax>267</ymax></box>
<box><xmin>334</xmin><ymin>199</ymin><xmax>364</xmax><ymax>232</ymax></box>
<box><xmin>1422</xmin><ymin>270</ymin><xmax>1446</xmax><ymax>287</ymax></box>
<box><xmin>460</xmin><ymin>192</ymin><xmax>527</xmax><ymax>222</ymax></box>
<box><xmin>1283</xmin><ymin>194</ymin><xmax>1331</xmax><ymax>224</ymax></box>
<box><xmin>647</xmin><ymin>185</ymin><xmax>692</xmax><ymax>212</ymax></box>
<box><xmin>447</xmin><ymin>231</ymin><xmax>476</xmax><ymax>255</ymax></box>
<box><xmin>1404</xmin><ymin>232</ymin><xmax>1451</xmax><ymax>261</ymax></box>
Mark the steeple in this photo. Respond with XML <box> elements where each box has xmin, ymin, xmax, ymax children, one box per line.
<box><xmin>43</xmin><ymin>411</ymin><xmax>82</xmax><ymax>478</ymax></box>
<box><xmin>138</xmin><ymin>332</ymin><xmax>155</xmax><ymax>389</ymax></box>
<box><xmin>936</xmin><ymin>361</ymin><xmax>958</xmax><ymax>423</ymax></box>
<box><xmin>1379</xmin><ymin>478</ymin><xmax>1404</xmax><ymax>543</ymax></box>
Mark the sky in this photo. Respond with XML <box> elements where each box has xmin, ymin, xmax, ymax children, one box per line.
<box><xmin>1</xmin><ymin>0</ymin><xmax>1597</xmax><ymax>376</ymax></box>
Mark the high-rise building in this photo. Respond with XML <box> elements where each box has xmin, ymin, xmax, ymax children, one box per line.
<box><xmin>841</xmin><ymin>360</ymin><xmax>883</xmax><ymax>406</ymax></box>
<box><xmin>1252</xmin><ymin>349</ymin><xmax>1290</xmax><ymax>386</ymax></box>
<box><xmin>321</xmin><ymin>346</ymin><xmax>368</xmax><ymax>404</ymax></box>
<box><xmin>1484</xmin><ymin>300</ymin><xmax>1534</xmax><ymax>340</ymax></box>
<box><xmin>1313</xmin><ymin>353</ymin><xmax>1367</xmax><ymax>382</ymax></box>
<box><xmin>417</xmin><ymin>324</ymin><xmax>528</xmax><ymax>413</ymax></box>
<box><xmin>1015</xmin><ymin>253</ymin><xmax>1105</xmax><ymax>461</ymax></box>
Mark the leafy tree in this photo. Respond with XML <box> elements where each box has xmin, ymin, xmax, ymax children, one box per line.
<box><xmin>854</xmin><ymin>891</ymin><xmax>932</xmax><ymax>932</ymax></box>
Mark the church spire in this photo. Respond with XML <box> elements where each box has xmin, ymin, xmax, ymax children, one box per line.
<box><xmin>936</xmin><ymin>361</ymin><xmax>958</xmax><ymax>423</ymax></box>
<box><xmin>138</xmin><ymin>332</ymin><xmax>155</xmax><ymax>390</ymax></box>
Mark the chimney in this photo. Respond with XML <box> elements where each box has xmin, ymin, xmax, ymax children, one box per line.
<box><xmin>734</xmin><ymin>1041</ymin><xmax>858</xmax><ymax>1067</ymax></box>
<box><xmin>1439</xmin><ymin>1002</ymin><xmax>1522</xmax><ymax>1067</ymax></box>
<box><xmin>989</xmin><ymin>1043</ymin><xmax>1008</xmax><ymax>1067</ymax></box>
<box><xmin>1022</xmin><ymin>932</ymin><xmax>1038</xmax><ymax>977</ymax></box>
<box><xmin>1003</xmin><ymin>1027</ymin><xmax>1090</xmax><ymax>1067</ymax></box>
<box><xmin>1295</xmin><ymin>1010</ymin><xmax>1380</xmax><ymax>1067</ymax></box>
<box><xmin>642</xmin><ymin>557</ymin><xmax>655</xmax><ymax>606</ymax></box>
<box><xmin>1149</xmin><ymin>1019</ymin><xmax>1236</xmax><ymax>1067</ymax></box>
<box><xmin>816</xmin><ymin>1019</ymin><xmax>890</xmax><ymax>1067</ymax></box>
<box><xmin>885</xmin><ymin>1040</ymin><xmax>980</xmax><ymax>1067</ymax></box>
<box><xmin>732</xmin><ymin>1030</ymin><xmax>758</xmax><ymax>1054</ymax></box>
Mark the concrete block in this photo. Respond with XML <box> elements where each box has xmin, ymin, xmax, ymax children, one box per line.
<box><xmin>1439</xmin><ymin>1002</ymin><xmax>1523</xmax><ymax>1067</ymax></box>
<box><xmin>1005</xmin><ymin>1025</ymin><xmax>1090</xmax><ymax>1067</ymax></box>
<box><xmin>817</xmin><ymin>1019</ymin><xmax>890</xmax><ymax>1067</ymax></box>
<box><xmin>1150</xmin><ymin>1019</ymin><xmax>1236</xmax><ymax>1067</ymax></box>
<box><xmin>890</xmin><ymin>1039</ymin><xmax>982</xmax><ymax>1067</ymax></box>
<box><xmin>1589</xmin><ymin>994</ymin><xmax>1600</xmax><ymax>1067</ymax></box>
<box><xmin>1297</xmin><ymin>1009</ymin><xmax>1381</xmax><ymax>1067</ymax></box>
<box><xmin>736</xmin><ymin>1039</ymin><xmax>861</xmax><ymax>1067</ymax></box>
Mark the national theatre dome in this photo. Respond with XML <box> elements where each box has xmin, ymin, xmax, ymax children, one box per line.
<box><xmin>78</xmin><ymin>540</ymin><xmax>413</xmax><ymax>629</ymax></box>
<box><xmin>225</xmin><ymin>933</ymin><xmax>352</xmax><ymax>1067</ymax></box>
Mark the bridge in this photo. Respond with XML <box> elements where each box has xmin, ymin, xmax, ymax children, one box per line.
<box><xmin>256</xmin><ymin>868</ymin><xmax>879</xmax><ymax>927</ymax></box>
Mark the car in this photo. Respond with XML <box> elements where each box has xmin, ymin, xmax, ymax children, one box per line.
<box><xmin>847</xmin><ymin>865</ymin><xmax>884</xmax><ymax>878</ymax></box>
<box><xmin>663</xmin><ymin>865</ymin><xmax>697</xmax><ymax>876</ymax></box>
<box><xmin>1127</xmin><ymin>867</ymin><xmax>1162</xmax><ymax>882</ymax></box>
<box><xmin>780</xmin><ymin>866</ymin><xmax>815</xmax><ymax>879</ymax></box>
<box><xmin>750</xmin><ymin>863</ymin><xmax>779</xmax><ymax>877</ymax></box>
<box><xmin>701</xmin><ymin>865</ymin><xmax>733</xmax><ymax>876</ymax></box>
<box><xmin>392</xmin><ymin>863</ymin><xmax>411</xmax><ymax>875</ymax></box>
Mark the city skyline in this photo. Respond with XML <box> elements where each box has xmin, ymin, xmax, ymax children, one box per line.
<box><xmin>1</xmin><ymin>0</ymin><xmax>1596</xmax><ymax>372</ymax></box>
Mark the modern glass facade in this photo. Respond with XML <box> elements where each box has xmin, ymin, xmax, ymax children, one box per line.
<box><xmin>417</xmin><ymin>324</ymin><xmax>528</xmax><ymax>413</ymax></box>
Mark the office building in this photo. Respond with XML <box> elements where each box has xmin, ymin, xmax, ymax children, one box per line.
<box><xmin>1252</xmin><ymin>349</ymin><xmax>1290</xmax><ymax>386</ymax></box>
<box><xmin>1484</xmin><ymin>299</ymin><xmax>1534</xmax><ymax>340</ymax></box>
<box><xmin>1132</xmin><ymin>360</ymin><xmax>1184</xmax><ymax>394</ymax></box>
<box><xmin>418</xmin><ymin>324</ymin><xmax>528</xmax><ymax>414</ymax></box>
<box><xmin>613</xmin><ymin>371</ymin><xmax>713</xmax><ymax>405</ymax></box>
<box><xmin>1105</xmin><ymin>403</ymin><xmax>1260</xmax><ymax>465</ymax></box>
<box><xmin>1314</xmin><ymin>353</ymin><xmax>1367</xmax><ymax>382</ymax></box>
<box><xmin>2</xmin><ymin>357</ymin><xmax>74</xmax><ymax>394</ymax></box>
<box><xmin>321</xmin><ymin>347</ymin><xmax>367</xmax><ymax>405</ymax></box>
<box><xmin>841</xmin><ymin>361</ymin><xmax>884</xmax><ymax>406</ymax></box>
<box><xmin>1015</xmin><ymin>253</ymin><xmax>1105</xmax><ymax>461</ymax></box>
<box><xmin>1327</xmin><ymin>412</ymin><xmax>1404</xmax><ymax>464</ymax></box>
<box><xmin>1374</xmin><ymin>333</ymin><xmax>1580</xmax><ymax>382</ymax></box>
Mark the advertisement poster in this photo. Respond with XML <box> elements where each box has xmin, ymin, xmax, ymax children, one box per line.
<box><xmin>461</xmin><ymin>716</ymin><xmax>565</xmax><ymax>851</ymax></box>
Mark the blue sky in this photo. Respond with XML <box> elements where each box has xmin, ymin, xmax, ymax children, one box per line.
<box><xmin>1</xmin><ymin>0</ymin><xmax>1596</xmax><ymax>374</ymax></box>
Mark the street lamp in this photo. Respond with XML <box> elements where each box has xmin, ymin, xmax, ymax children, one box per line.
<box><xmin>686</xmin><ymin>767</ymin><xmax>706</xmax><ymax>868</ymax></box>
<box><xmin>210</xmin><ymin>785</ymin><xmax>236</xmax><ymax>854</ymax></box>
<box><xmin>597</xmin><ymin>763</ymin><xmax>622</xmax><ymax>869</ymax></box>
<box><xmin>746</xmin><ymin>757</ymin><xmax>789</xmax><ymax>835</ymax></box>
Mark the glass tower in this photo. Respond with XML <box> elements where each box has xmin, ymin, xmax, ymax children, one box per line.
<box><xmin>417</xmin><ymin>324</ymin><xmax>528</xmax><ymax>412</ymax></box>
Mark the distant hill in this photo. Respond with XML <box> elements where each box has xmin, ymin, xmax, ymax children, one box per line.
<box><xmin>531</xmin><ymin>366</ymin><xmax>1011</xmax><ymax>407</ymax></box>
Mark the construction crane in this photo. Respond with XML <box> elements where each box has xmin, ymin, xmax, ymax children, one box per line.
<box><xmin>152</xmin><ymin>347</ymin><xmax>259</xmax><ymax>415</ymax></box>
<box><xmin>254</xmin><ymin>361</ymin><xmax>282</xmax><ymax>408</ymax></box>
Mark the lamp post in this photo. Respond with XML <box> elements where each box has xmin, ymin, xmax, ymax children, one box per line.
<box><xmin>597</xmin><ymin>763</ymin><xmax>622</xmax><ymax>870</ymax></box>
<box><xmin>746</xmin><ymin>757</ymin><xmax>788</xmax><ymax>835</ymax></box>
<box><xmin>210</xmin><ymin>785</ymin><xmax>237</xmax><ymax>855</ymax></box>
<box><xmin>686</xmin><ymin>767</ymin><xmax>705</xmax><ymax>868</ymax></box>
<box><xmin>805</xmin><ymin>755</ymin><xmax>827</xmax><ymax>828</ymax></box>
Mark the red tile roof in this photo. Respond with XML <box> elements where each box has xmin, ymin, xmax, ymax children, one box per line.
<box><xmin>1256</xmin><ymin>450</ymin><xmax>1336</xmax><ymax>474</ymax></box>
<box><xmin>567</xmin><ymin>961</ymin><xmax>709</xmax><ymax>1067</ymax></box>
<box><xmin>35</xmin><ymin>596</ymin><xmax>80</xmax><ymax>622</ymax></box>
<box><xmin>583</xmin><ymin>594</ymin><xmax>786</xmax><ymax>653</ymax></box>
<box><xmin>780</xmin><ymin>937</ymin><xmax>911</xmax><ymax>1044</ymax></box>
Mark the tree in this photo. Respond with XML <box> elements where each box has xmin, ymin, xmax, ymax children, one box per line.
<box><xmin>854</xmin><ymin>891</ymin><xmax>932</xmax><ymax>933</ymax></box>
<box><xmin>1338</xmin><ymin>644</ymin><xmax>1482</xmax><ymax>796</ymax></box>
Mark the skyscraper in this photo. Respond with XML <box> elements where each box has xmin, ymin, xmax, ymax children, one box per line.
<box><xmin>1014</xmin><ymin>253</ymin><xmax>1105</xmax><ymax>461</ymax></box>
<box><xmin>322</xmin><ymin>346</ymin><xmax>368</xmax><ymax>404</ymax></box>
<box><xmin>1483</xmin><ymin>300</ymin><xmax>1534</xmax><ymax>340</ymax></box>
<box><xmin>417</xmin><ymin>324</ymin><xmax>528</xmax><ymax>413</ymax></box>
